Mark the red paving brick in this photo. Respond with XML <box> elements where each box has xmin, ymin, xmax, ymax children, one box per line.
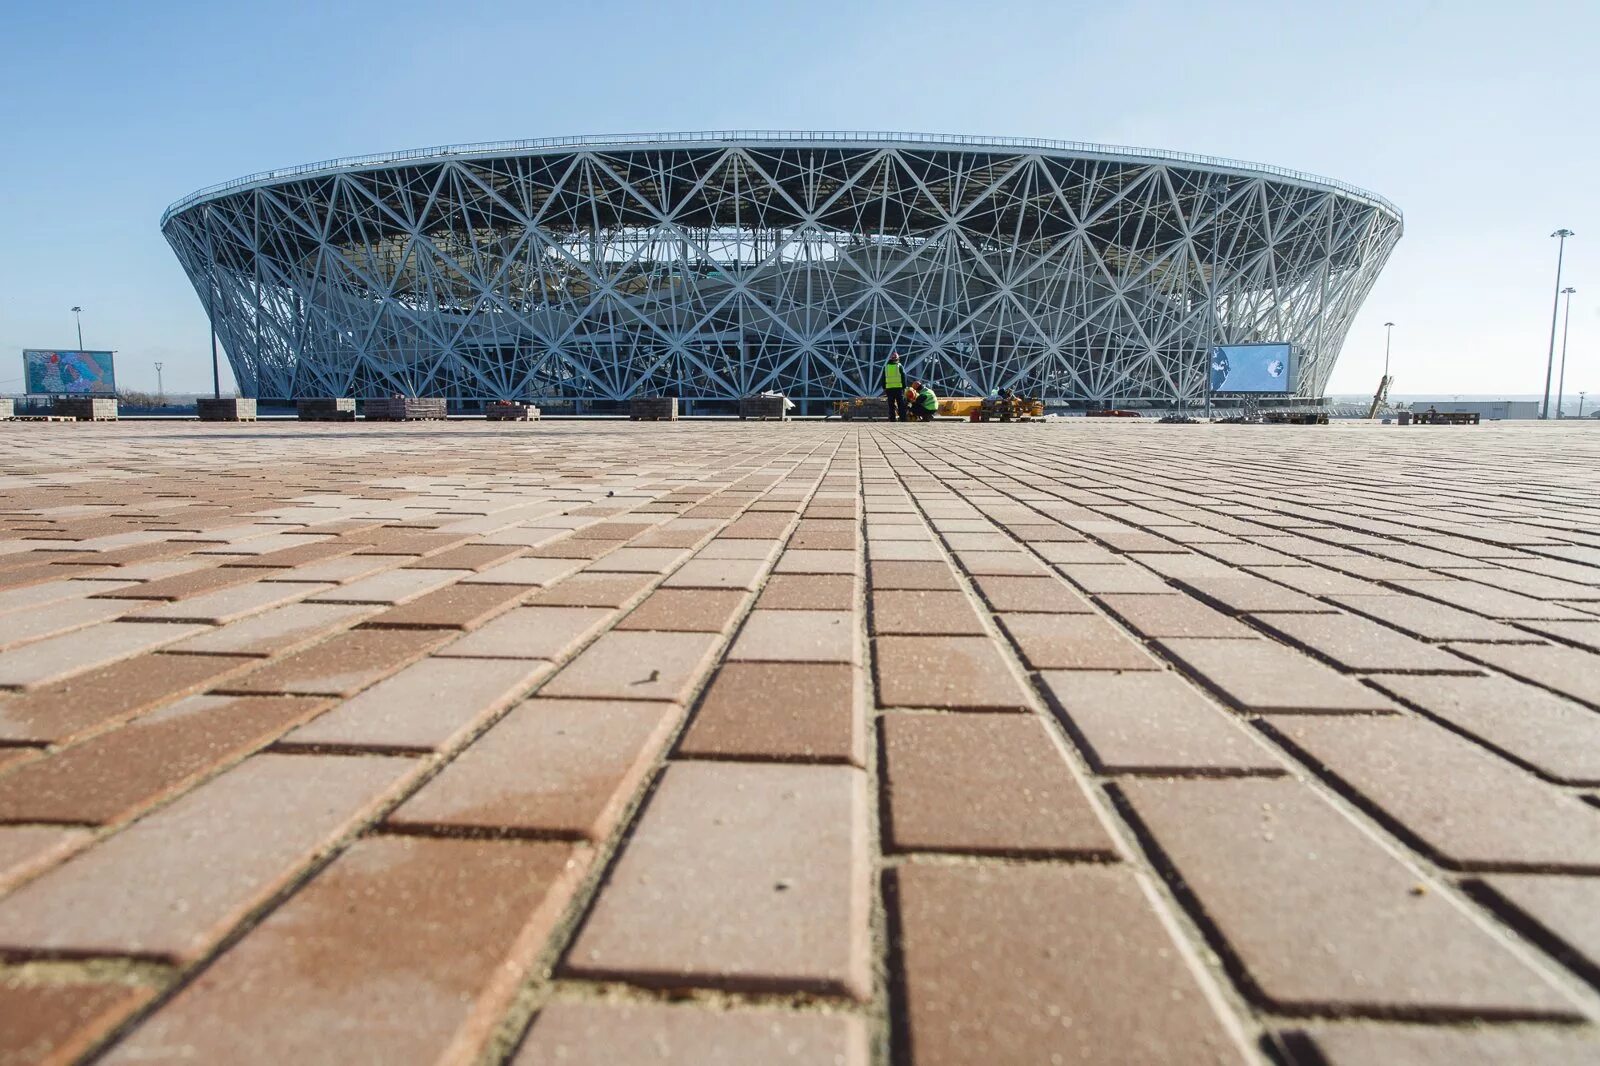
<box><xmin>565</xmin><ymin>761</ymin><xmax>871</xmax><ymax>997</ymax></box>
<box><xmin>678</xmin><ymin>661</ymin><xmax>864</xmax><ymax>764</ymax></box>
<box><xmin>893</xmin><ymin>863</ymin><xmax>1242</xmax><ymax>1065</ymax></box>
<box><xmin>881</xmin><ymin>713</ymin><xmax>1117</xmax><ymax>857</ymax></box>
<box><xmin>0</xmin><ymin>652</ymin><xmax>253</xmax><ymax>744</ymax></box>
<box><xmin>4</xmin><ymin>422</ymin><xmax>1600</xmax><ymax>1063</ymax></box>
<box><xmin>0</xmin><ymin>695</ymin><xmax>328</xmax><ymax>824</ymax></box>
<box><xmin>216</xmin><ymin>626</ymin><xmax>449</xmax><ymax>697</ymax></box>
<box><xmin>615</xmin><ymin>588</ymin><xmax>746</xmax><ymax>631</ymax></box>
<box><xmin>105</xmin><ymin>837</ymin><xmax>586</xmax><ymax>1065</ymax></box>
<box><xmin>0</xmin><ymin>982</ymin><xmax>154</xmax><ymax>1066</ymax></box>
<box><xmin>361</xmin><ymin>579</ymin><xmax>532</xmax><ymax>629</ymax></box>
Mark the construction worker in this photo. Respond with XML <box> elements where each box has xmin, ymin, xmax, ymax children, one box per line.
<box><xmin>910</xmin><ymin>379</ymin><xmax>938</xmax><ymax>421</ymax></box>
<box><xmin>883</xmin><ymin>351</ymin><xmax>907</xmax><ymax>422</ymax></box>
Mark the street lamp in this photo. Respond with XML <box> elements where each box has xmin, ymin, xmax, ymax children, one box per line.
<box><xmin>1580</xmin><ymin>390</ymin><xmax>1588</xmax><ymax>418</ymax></box>
<box><xmin>1542</xmin><ymin>229</ymin><xmax>1574</xmax><ymax>418</ymax></box>
<box><xmin>154</xmin><ymin>362</ymin><xmax>165</xmax><ymax>406</ymax></box>
<box><xmin>1556</xmin><ymin>287</ymin><xmax>1575</xmax><ymax>418</ymax></box>
<box><xmin>70</xmin><ymin>306</ymin><xmax>84</xmax><ymax>350</ymax></box>
<box><xmin>1383</xmin><ymin>321</ymin><xmax>1395</xmax><ymax>379</ymax></box>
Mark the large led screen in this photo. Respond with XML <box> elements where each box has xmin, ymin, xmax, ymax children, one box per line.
<box><xmin>22</xmin><ymin>350</ymin><xmax>117</xmax><ymax>395</ymax></box>
<box><xmin>1209</xmin><ymin>343</ymin><xmax>1294</xmax><ymax>393</ymax></box>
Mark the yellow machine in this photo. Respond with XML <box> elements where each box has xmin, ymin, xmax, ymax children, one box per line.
<box><xmin>833</xmin><ymin>393</ymin><xmax>1044</xmax><ymax>421</ymax></box>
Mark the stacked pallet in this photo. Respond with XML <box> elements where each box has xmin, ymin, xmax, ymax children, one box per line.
<box><xmin>297</xmin><ymin>398</ymin><xmax>356</xmax><ymax>422</ymax></box>
<box><xmin>53</xmin><ymin>398</ymin><xmax>118</xmax><ymax>421</ymax></box>
<box><xmin>0</xmin><ymin>398</ymin><xmax>13</xmax><ymax>421</ymax></box>
<box><xmin>629</xmin><ymin>397</ymin><xmax>678</xmax><ymax>421</ymax></box>
<box><xmin>364</xmin><ymin>398</ymin><xmax>448</xmax><ymax>421</ymax></box>
<box><xmin>197</xmin><ymin>398</ymin><xmax>257</xmax><ymax>422</ymax></box>
<box><xmin>486</xmin><ymin>401</ymin><xmax>540</xmax><ymax>421</ymax></box>
<box><xmin>739</xmin><ymin>394</ymin><xmax>789</xmax><ymax>421</ymax></box>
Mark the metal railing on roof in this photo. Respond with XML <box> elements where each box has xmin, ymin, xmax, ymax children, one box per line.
<box><xmin>160</xmin><ymin>130</ymin><xmax>1401</xmax><ymax>226</ymax></box>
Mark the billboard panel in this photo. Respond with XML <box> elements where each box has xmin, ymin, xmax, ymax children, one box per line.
<box><xmin>1209</xmin><ymin>343</ymin><xmax>1294</xmax><ymax>394</ymax></box>
<box><xmin>22</xmin><ymin>350</ymin><xmax>117</xmax><ymax>395</ymax></box>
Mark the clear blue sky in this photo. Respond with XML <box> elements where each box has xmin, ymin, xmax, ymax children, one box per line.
<box><xmin>2</xmin><ymin>0</ymin><xmax>1596</xmax><ymax>401</ymax></box>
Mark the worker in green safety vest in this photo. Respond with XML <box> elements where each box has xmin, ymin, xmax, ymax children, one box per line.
<box><xmin>909</xmin><ymin>380</ymin><xmax>938</xmax><ymax>421</ymax></box>
<box><xmin>882</xmin><ymin>352</ymin><xmax>908</xmax><ymax>422</ymax></box>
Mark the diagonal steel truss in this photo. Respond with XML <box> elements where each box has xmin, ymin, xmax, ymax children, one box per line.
<box><xmin>161</xmin><ymin>134</ymin><xmax>1402</xmax><ymax>407</ymax></box>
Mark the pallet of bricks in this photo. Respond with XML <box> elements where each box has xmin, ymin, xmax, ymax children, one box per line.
<box><xmin>485</xmin><ymin>401</ymin><xmax>540</xmax><ymax>421</ymax></box>
<box><xmin>297</xmin><ymin>398</ymin><xmax>356</xmax><ymax>422</ymax></box>
<box><xmin>629</xmin><ymin>397</ymin><xmax>678</xmax><ymax>421</ymax></box>
<box><xmin>738</xmin><ymin>394</ymin><xmax>788</xmax><ymax>421</ymax></box>
<box><xmin>196</xmin><ymin>398</ymin><xmax>257</xmax><ymax>422</ymax></box>
<box><xmin>363</xmin><ymin>398</ymin><xmax>448</xmax><ymax>421</ymax></box>
<box><xmin>53</xmin><ymin>397</ymin><xmax>118</xmax><ymax>421</ymax></box>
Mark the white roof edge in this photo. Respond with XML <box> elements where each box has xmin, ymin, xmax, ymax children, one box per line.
<box><xmin>161</xmin><ymin>130</ymin><xmax>1401</xmax><ymax>227</ymax></box>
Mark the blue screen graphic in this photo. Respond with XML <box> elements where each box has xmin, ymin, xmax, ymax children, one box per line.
<box><xmin>1209</xmin><ymin>343</ymin><xmax>1293</xmax><ymax>393</ymax></box>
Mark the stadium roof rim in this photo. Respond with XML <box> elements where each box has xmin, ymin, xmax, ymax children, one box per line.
<box><xmin>161</xmin><ymin>130</ymin><xmax>1401</xmax><ymax>228</ymax></box>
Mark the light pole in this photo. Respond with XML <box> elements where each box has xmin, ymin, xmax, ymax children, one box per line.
<box><xmin>154</xmin><ymin>362</ymin><xmax>165</xmax><ymax>406</ymax></box>
<box><xmin>1555</xmin><ymin>286</ymin><xmax>1575</xmax><ymax>418</ymax></box>
<box><xmin>1580</xmin><ymin>391</ymin><xmax>1588</xmax><ymax>418</ymax></box>
<box><xmin>1383</xmin><ymin>321</ymin><xmax>1395</xmax><ymax>380</ymax></box>
<box><xmin>1542</xmin><ymin>229</ymin><xmax>1574</xmax><ymax>418</ymax></box>
<box><xmin>71</xmin><ymin>306</ymin><xmax>84</xmax><ymax>350</ymax></box>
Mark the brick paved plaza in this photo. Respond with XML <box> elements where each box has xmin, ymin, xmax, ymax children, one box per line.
<box><xmin>0</xmin><ymin>418</ymin><xmax>1597</xmax><ymax>1064</ymax></box>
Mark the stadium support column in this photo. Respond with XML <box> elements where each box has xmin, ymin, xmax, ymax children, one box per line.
<box><xmin>208</xmin><ymin>281</ymin><xmax>220</xmax><ymax>400</ymax></box>
<box><xmin>1542</xmin><ymin>228</ymin><xmax>1573</xmax><ymax>418</ymax></box>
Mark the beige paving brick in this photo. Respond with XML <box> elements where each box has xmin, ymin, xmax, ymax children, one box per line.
<box><xmin>1119</xmin><ymin>777</ymin><xmax>1579</xmax><ymax>1017</ymax></box>
<box><xmin>304</xmin><ymin>567</ymin><xmax>460</xmax><ymax>605</ymax></box>
<box><xmin>0</xmin><ymin>621</ymin><xmax>209</xmax><ymax>691</ymax></box>
<box><xmin>542</xmin><ymin>630</ymin><xmax>722</xmax><ymax>702</ymax></box>
<box><xmin>565</xmin><ymin>761</ymin><xmax>870</xmax><ymax>997</ymax></box>
<box><xmin>0</xmin><ymin>753</ymin><xmax>416</xmax><ymax>961</ymax></box>
<box><xmin>514</xmin><ymin>1002</ymin><xmax>869</xmax><ymax>1066</ymax></box>
<box><xmin>163</xmin><ymin>601</ymin><xmax>379</xmax><ymax>657</ymax></box>
<box><xmin>1446</xmin><ymin>641</ymin><xmax>1600</xmax><ymax>707</ymax></box>
<box><xmin>1370</xmin><ymin>673</ymin><xmax>1600</xmax><ymax>784</ymax></box>
<box><xmin>1268</xmin><ymin>715</ymin><xmax>1600</xmax><ymax>871</ymax></box>
<box><xmin>284</xmin><ymin>657</ymin><xmax>547</xmax><ymax>751</ymax></box>
<box><xmin>1250</xmin><ymin>612</ymin><xmax>1480</xmax><ymax>673</ymax></box>
<box><xmin>729</xmin><ymin>609</ymin><xmax>858</xmax><ymax>663</ymax></box>
<box><xmin>1098</xmin><ymin>592</ymin><xmax>1256</xmax><ymax>639</ymax></box>
<box><xmin>1040</xmin><ymin>670</ymin><xmax>1285</xmax><ymax>775</ymax></box>
<box><xmin>128</xmin><ymin>579</ymin><xmax>331</xmax><ymax>624</ymax></box>
<box><xmin>434</xmin><ymin>604</ymin><xmax>610</xmax><ymax>660</ymax></box>
<box><xmin>999</xmin><ymin>612</ymin><xmax>1160</xmax><ymax>670</ymax></box>
<box><xmin>874</xmin><ymin>635</ymin><xmax>1032</xmax><ymax>710</ymax></box>
<box><xmin>1158</xmin><ymin>637</ymin><xmax>1397</xmax><ymax>713</ymax></box>
<box><xmin>389</xmin><ymin>698</ymin><xmax>678</xmax><ymax>838</ymax></box>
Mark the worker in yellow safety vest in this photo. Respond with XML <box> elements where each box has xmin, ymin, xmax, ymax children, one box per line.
<box><xmin>883</xmin><ymin>352</ymin><xmax>908</xmax><ymax>422</ymax></box>
<box><xmin>909</xmin><ymin>380</ymin><xmax>938</xmax><ymax>421</ymax></box>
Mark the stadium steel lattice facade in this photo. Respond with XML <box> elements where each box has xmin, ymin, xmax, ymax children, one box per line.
<box><xmin>161</xmin><ymin>132</ymin><xmax>1403</xmax><ymax>411</ymax></box>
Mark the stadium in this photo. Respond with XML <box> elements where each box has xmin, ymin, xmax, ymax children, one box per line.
<box><xmin>161</xmin><ymin>132</ymin><xmax>1403</xmax><ymax>413</ymax></box>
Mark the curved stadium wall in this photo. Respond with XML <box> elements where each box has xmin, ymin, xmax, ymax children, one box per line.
<box><xmin>161</xmin><ymin>132</ymin><xmax>1402</xmax><ymax>411</ymax></box>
